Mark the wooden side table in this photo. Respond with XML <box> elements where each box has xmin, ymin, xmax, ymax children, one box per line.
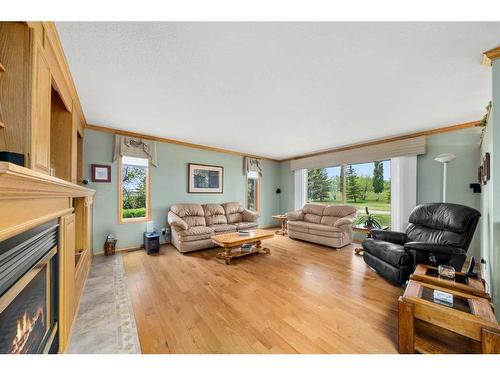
<box><xmin>411</xmin><ymin>264</ymin><xmax>490</xmax><ymax>300</ymax></box>
<box><xmin>398</xmin><ymin>279</ymin><xmax>500</xmax><ymax>353</ymax></box>
<box><xmin>352</xmin><ymin>225</ymin><xmax>388</xmax><ymax>255</ymax></box>
<box><xmin>272</xmin><ymin>215</ymin><xmax>287</xmax><ymax>236</ymax></box>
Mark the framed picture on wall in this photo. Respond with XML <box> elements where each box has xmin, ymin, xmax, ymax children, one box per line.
<box><xmin>91</xmin><ymin>164</ymin><xmax>111</xmax><ymax>182</ymax></box>
<box><xmin>188</xmin><ymin>163</ymin><xmax>224</xmax><ymax>193</ymax></box>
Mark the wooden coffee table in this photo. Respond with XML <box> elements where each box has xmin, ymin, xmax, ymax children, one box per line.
<box><xmin>211</xmin><ymin>229</ymin><xmax>274</xmax><ymax>265</ymax></box>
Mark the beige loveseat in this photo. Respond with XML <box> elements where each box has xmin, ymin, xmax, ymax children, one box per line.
<box><xmin>168</xmin><ymin>202</ymin><xmax>259</xmax><ymax>253</ymax></box>
<box><xmin>286</xmin><ymin>203</ymin><xmax>357</xmax><ymax>248</ymax></box>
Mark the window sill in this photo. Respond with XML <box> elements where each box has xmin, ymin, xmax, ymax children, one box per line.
<box><xmin>119</xmin><ymin>217</ymin><xmax>149</xmax><ymax>224</ymax></box>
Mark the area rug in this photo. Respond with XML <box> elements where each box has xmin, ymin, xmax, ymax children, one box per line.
<box><xmin>67</xmin><ymin>254</ymin><xmax>141</xmax><ymax>354</ymax></box>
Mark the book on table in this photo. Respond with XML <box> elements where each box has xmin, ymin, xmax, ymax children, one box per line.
<box><xmin>238</xmin><ymin>230</ymin><xmax>254</xmax><ymax>236</ymax></box>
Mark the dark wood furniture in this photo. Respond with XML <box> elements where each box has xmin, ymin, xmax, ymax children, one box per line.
<box><xmin>398</xmin><ymin>279</ymin><xmax>500</xmax><ymax>353</ymax></box>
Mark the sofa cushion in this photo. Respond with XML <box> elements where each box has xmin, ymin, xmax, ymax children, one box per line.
<box><xmin>236</xmin><ymin>222</ymin><xmax>258</xmax><ymax>230</ymax></box>
<box><xmin>302</xmin><ymin>203</ymin><xmax>325</xmax><ymax>224</ymax></box>
<box><xmin>170</xmin><ymin>204</ymin><xmax>206</xmax><ymax>227</ymax></box>
<box><xmin>323</xmin><ymin>204</ymin><xmax>357</xmax><ymax>218</ymax></box>
<box><xmin>287</xmin><ymin>221</ymin><xmax>310</xmax><ymax>233</ymax></box>
<box><xmin>362</xmin><ymin>239</ymin><xmax>410</xmax><ymax>267</ymax></box>
<box><xmin>210</xmin><ymin>224</ymin><xmax>237</xmax><ymax>233</ymax></box>
<box><xmin>171</xmin><ymin>203</ymin><xmax>205</xmax><ymax>217</ymax></box>
<box><xmin>307</xmin><ymin>223</ymin><xmax>342</xmax><ymax>233</ymax></box>
<box><xmin>203</xmin><ymin>204</ymin><xmax>228</xmax><ymax>225</ymax></box>
<box><xmin>178</xmin><ymin>226</ymin><xmax>214</xmax><ymax>242</ymax></box>
<box><xmin>223</xmin><ymin>202</ymin><xmax>244</xmax><ymax>223</ymax></box>
<box><xmin>309</xmin><ymin>229</ymin><xmax>342</xmax><ymax>238</ymax></box>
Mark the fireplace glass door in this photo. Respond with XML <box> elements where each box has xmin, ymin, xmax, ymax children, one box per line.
<box><xmin>0</xmin><ymin>249</ymin><xmax>55</xmax><ymax>354</ymax></box>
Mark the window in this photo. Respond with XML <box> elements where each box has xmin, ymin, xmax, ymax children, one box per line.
<box><xmin>307</xmin><ymin>166</ymin><xmax>343</xmax><ymax>204</ymax></box>
<box><xmin>246</xmin><ymin>171</ymin><xmax>260</xmax><ymax>212</ymax></box>
<box><xmin>119</xmin><ymin>156</ymin><xmax>150</xmax><ymax>223</ymax></box>
<box><xmin>307</xmin><ymin>161</ymin><xmax>391</xmax><ymax>228</ymax></box>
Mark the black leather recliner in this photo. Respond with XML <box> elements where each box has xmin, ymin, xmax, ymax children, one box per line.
<box><xmin>362</xmin><ymin>203</ymin><xmax>481</xmax><ymax>285</ymax></box>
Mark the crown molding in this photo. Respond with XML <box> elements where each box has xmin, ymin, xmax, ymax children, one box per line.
<box><xmin>280</xmin><ymin>120</ymin><xmax>482</xmax><ymax>162</ymax></box>
<box><xmin>85</xmin><ymin>123</ymin><xmax>280</xmax><ymax>162</ymax></box>
<box><xmin>482</xmin><ymin>46</ymin><xmax>500</xmax><ymax>66</ymax></box>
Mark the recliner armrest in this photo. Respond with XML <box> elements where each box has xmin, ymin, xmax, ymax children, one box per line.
<box><xmin>371</xmin><ymin>229</ymin><xmax>407</xmax><ymax>245</ymax></box>
<box><xmin>167</xmin><ymin>211</ymin><xmax>188</xmax><ymax>231</ymax></box>
<box><xmin>403</xmin><ymin>241</ymin><xmax>466</xmax><ymax>255</ymax></box>
<box><xmin>286</xmin><ymin>210</ymin><xmax>304</xmax><ymax>221</ymax></box>
<box><xmin>242</xmin><ymin>209</ymin><xmax>259</xmax><ymax>222</ymax></box>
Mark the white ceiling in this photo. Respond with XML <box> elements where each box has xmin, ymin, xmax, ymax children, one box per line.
<box><xmin>56</xmin><ymin>22</ymin><xmax>499</xmax><ymax>160</ymax></box>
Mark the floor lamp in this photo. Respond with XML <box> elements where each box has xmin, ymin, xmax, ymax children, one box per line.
<box><xmin>434</xmin><ymin>153</ymin><xmax>456</xmax><ymax>202</ymax></box>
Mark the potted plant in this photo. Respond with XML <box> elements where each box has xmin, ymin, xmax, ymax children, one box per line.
<box><xmin>355</xmin><ymin>207</ymin><xmax>383</xmax><ymax>229</ymax></box>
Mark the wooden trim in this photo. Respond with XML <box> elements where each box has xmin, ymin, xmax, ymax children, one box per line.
<box><xmin>0</xmin><ymin>207</ymin><xmax>73</xmax><ymax>243</ymax></box>
<box><xmin>86</xmin><ymin>123</ymin><xmax>279</xmax><ymax>162</ymax></box>
<box><xmin>118</xmin><ymin>156</ymin><xmax>151</xmax><ymax>224</ymax></box>
<box><xmin>482</xmin><ymin>46</ymin><xmax>500</xmax><ymax>66</ymax></box>
<box><xmin>282</xmin><ymin>120</ymin><xmax>481</xmax><ymax>162</ymax></box>
<box><xmin>88</xmin><ymin>121</ymin><xmax>480</xmax><ymax>163</ymax></box>
<box><xmin>0</xmin><ymin>162</ymin><xmax>95</xmax><ymax>199</ymax></box>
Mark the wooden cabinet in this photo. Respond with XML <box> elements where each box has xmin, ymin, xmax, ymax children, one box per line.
<box><xmin>59</xmin><ymin>213</ymin><xmax>76</xmax><ymax>352</ymax></box>
<box><xmin>30</xmin><ymin>36</ymin><xmax>52</xmax><ymax>174</ymax></box>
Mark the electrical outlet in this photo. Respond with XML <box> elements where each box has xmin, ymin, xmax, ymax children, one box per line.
<box><xmin>161</xmin><ymin>228</ymin><xmax>167</xmax><ymax>236</ymax></box>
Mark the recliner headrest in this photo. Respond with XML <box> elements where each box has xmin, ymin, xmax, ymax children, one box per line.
<box><xmin>408</xmin><ymin>203</ymin><xmax>481</xmax><ymax>233</ymax></box>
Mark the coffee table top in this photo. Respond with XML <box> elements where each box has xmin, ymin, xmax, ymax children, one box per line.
<box><xmin>211</xmin><ymin>229</ymin><xmax>274</xmax><ymax>247</ymax></box>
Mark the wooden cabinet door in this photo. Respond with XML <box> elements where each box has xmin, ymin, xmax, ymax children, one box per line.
<box><xmin>59</xmin><ymin>213</ymin><xmax>76</xmax><ymax>352</ymax></box>
<box><xmin>30</xmin><ymin>37</ymin><xmax>51</xmax><ymax>174</ymax></box>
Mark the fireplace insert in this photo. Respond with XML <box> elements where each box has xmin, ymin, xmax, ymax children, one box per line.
<box><xmin>0</xmin><ymin>221</ymin><xmax>59</xmax><ymax>354</ymax></box>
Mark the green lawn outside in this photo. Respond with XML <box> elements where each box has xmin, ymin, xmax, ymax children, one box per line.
<box><xmin>123</xmin><ymin>207</ymin><xmax>147</xmax><ymax>219</ymax></box>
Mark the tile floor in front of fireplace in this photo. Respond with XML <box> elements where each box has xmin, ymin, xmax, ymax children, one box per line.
<box><xmin>67</xmin><ymin>254</ymin><xmax>141</xmax><ymax>354</ymax></box>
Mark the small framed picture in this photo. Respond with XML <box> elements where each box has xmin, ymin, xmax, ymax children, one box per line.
<box><xmin>91</xmin><ymin>164</ymin><xmax>111</xmax><ymax>182</ymax></box>
<box><xmin>188</xmin><ymin>163</ymin><xmax>224</xmax><ymax>193</ymax></box>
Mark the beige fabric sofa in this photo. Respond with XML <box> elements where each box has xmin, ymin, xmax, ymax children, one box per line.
<box><xmin>168</xmin><ymin>202</ymin><xmax>259</xmax><ymax>253</ymax></box>
<box><xmin>286</xmin><ymin>203</ymin><xmax>357</xmax><ymax>248</ymax></box>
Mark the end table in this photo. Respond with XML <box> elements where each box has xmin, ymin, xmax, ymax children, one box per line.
<box><xmin>272</xmin><ymin>215</ymin><xmax>288</xmax><ymax>236</ymax></box>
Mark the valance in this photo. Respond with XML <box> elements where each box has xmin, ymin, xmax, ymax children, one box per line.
<box><xmin>244</xmin><ymin>157</ymin><xmax>263</xmax><ymax>176</ymax></box>
<box><xmin>290</xmin><ymin>136</ymin><xmax>426</xmax><ymax>171</ymax></box>
<box><xmin>113</xmin><ymin>135</ymin><xmax>158</xmax><ymax>167</ymax></box>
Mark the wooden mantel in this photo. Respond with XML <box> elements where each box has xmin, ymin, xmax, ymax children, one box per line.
<box><xmin>0</xmin><ymin>162</ymin><xmax>95</xmax><ymax>242</ymax></box>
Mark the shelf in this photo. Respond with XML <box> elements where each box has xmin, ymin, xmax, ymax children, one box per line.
<box><xmin>414</xmin><ymin>319</ymin><xmax>481</xmax><ymax>354</ymax></box>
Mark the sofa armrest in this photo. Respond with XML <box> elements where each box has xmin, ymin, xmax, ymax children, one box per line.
<box><xmin>371</xmin><ymin>229</ymin><xmax>407</xmax><ymax>245</ymax></box>
<box><xmin>403</xmin><ymin>242</ymin><xmax>466</xmax><ymax>255</ymax></box>
<box><xmin>334</xmin><ymin>217</ymin><xmax>355</xmax><ymax>227</ymax></box>
<box><xmin>242</xmin><ymin>209</ymin><xmax>259</xmax><ymax>222</ymax></box>
<box><xmin>286</xmin><ymin>210</ymin><xmax>304</xmax><ymax>221</ymax></box>
<box><xmin>167</xmin><ymin>211</ymin><xmax>188</xmax><ymax>231</ymax></box>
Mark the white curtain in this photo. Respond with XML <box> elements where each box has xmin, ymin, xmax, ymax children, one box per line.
<box><xmin>294</xmin><ymin>169</ymin><xmax>307</xmax><ymax>210</ymax></box>
<box><xmin>391</xmin><ymin>156</ymin><xmax>417</xmax><ymax>232</ymax></box>
<box><xmin>113</xmin><ymin>135</ymin><xmax>158</xmax><ymax>166</ymax></box>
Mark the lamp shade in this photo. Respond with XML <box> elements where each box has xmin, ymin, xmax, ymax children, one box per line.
<box><xmin>434</xmin><ymin>153</ymin><xmax>456</xmax><ymax>163</ymax></box>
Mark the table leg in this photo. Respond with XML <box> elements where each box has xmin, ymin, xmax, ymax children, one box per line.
<box><xmin>398</xmin><ymin>297</ymin><xmax>415</xmax><ymax>353</ymax></box>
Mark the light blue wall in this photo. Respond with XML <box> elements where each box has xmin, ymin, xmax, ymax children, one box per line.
<box><xmin>417</xmin><ymin>129</ymin><xmax>481</xmax><ymax>257</ymax></box>
<box><xmin>277</xmin><ymin>130</ymin><xmax>482</xmax><ymax>249</ymax></box>
<box><xmin>481</xmin><ymin>60</ymin><xmax>500</xmax><ymax>317</ymax></box>
<box><xmin>84</xmin><ymin>129</ymin><xmax>280</xmax><ymax>252</ymax></box>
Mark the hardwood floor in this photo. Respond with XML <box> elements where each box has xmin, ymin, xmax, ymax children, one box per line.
<box><xmin>122</xmin><ymin>236</ymin><xmax>403</xmax><ymax>353</ymax></box>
